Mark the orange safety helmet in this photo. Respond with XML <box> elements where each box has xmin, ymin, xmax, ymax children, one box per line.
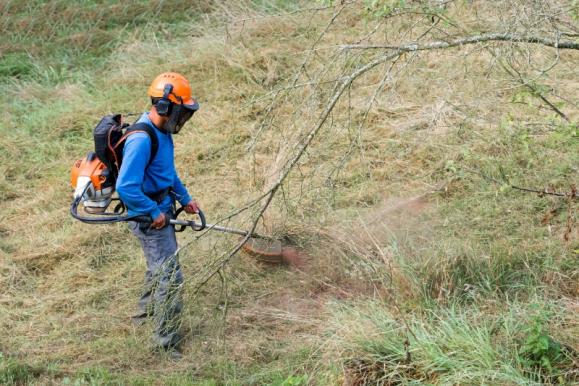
<box><xmin>147</xmin><ymin>72</ymin><xmax>199</xmax><ymax>111</ymax></box>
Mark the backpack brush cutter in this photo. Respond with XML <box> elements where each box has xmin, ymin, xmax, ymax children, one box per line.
<box><xmin>69</xmin><ymin>114</ymin><xmax>286</xmax><ymax>263</ymax></box>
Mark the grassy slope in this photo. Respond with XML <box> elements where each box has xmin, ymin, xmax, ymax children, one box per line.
<box><xmin>0</xmin><ymin>1</ymin><xmax>577</xmax><ymax>385</ymax></box>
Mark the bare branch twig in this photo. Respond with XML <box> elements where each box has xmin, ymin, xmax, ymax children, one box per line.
<box><xmin>341</xmin><ymin>32</ymin><xmax>579</xmax><ymax>51</ymax></box>
<box><xmin>462</xmin><ymin>167</ymin><xmax>576</xmax><ymax>198</ymax></box>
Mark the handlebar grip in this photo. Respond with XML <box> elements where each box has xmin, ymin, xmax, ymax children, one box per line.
<box><xmin>195</xmin><ymin>209</ymin><xmax>206</xmax><ymax>231</ymax></box>
<box><xmin>174</xmin><ymin>207</ymin><xmax>187</xmax><ymax>232</ymax></box>
<box><xmin>173</xmin><ymin>206</ymin><xmax>206</xmax><ymax>232</ymax></box>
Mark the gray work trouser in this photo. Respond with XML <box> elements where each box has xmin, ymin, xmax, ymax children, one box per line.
<box><xmin>129</xmin><ymin>219</ymin><xmax>183</xmax><ymax>348</ymax></box>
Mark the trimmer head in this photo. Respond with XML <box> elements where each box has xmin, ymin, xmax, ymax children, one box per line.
<box><xmin>241</xmin><ymin>237</ymin><xmax>284</xmax><ymax>263</ymax></box>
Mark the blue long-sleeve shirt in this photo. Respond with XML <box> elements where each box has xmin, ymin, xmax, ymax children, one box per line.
<box><xmin>116</xmin><ymin>112</ymin><xmax>192</xmax><ymax>219</ymax></box>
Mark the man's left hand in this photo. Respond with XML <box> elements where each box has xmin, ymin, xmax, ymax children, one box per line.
<box><xmin>184</xmin><ymin>200</ymin><xmax>200</xmax><ymax>214</ymax></box>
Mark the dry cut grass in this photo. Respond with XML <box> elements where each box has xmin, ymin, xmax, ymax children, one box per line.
<box><xmin>0</xmin><ymin>0</ymin><xmax>578</xmax><ymax>384</ymax></box>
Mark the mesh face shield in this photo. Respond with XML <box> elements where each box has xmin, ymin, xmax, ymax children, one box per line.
<box><xmin>164</xmin><ymin>103</ymin><xmax>195</xmax><ymax>134</ymax></box>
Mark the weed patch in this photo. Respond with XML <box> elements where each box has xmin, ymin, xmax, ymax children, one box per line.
<box><xmin>0</xmin><ymin>354</ymin><xmax>43</xmax><ymax>385</ymax></box>
<box><xmin>330</xmin><ymin>300</ymin><xmax>577</xmax><ymax>385</ymax></box>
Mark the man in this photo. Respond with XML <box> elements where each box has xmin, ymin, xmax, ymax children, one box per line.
<box><xmin>116</xmin><ymin>72</ymin><xmax>200</xmax><ymax>355</ymax></box>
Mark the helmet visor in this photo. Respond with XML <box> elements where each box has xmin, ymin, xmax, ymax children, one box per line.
<box><xmin>182</xmin><ymin>98</ymin><xmax>200</xmax><ymax>111</ymax></box>
<box><xmin>164</xmin><ymin>103</ymin><xmax>195</xmax><ymax>134</ymax></box>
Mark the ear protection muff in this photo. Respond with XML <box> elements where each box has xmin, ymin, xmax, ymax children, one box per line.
<box><xmin>155</xmin><ymin>84</ymin><xmax>174</xmax><ymax>116</ymax></box>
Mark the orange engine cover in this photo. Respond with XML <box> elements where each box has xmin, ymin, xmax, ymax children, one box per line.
<box><xmin>71</xmin><ymin>152</ymin><xmax>114</xmax><ymax>214</ymax></box>
<box><xmin>71</xmin><ymin>153</ymin><xmax>109</xmax><ymax>191</ymax></box>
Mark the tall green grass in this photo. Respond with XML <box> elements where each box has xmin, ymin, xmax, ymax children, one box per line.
<box><xmin>310</xmin><ymin>109</ymin><xmax>577</xmax><ymax>384</ymax></box>
<box><xmin>329</xmin><ymin>299</ymin><xmax>576</xmax><ymax>385</ymax></box>
<box><xmin>0</xmin><ymin>0</ymin><xmax>214</xmax><ymax>82</ymax></box>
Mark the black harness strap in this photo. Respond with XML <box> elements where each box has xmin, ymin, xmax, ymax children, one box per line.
<box><xmin>126</xmin><ymin>122</ymin><xmax>159</xmax><ymax>167</ymax></box>
<box><xmin>146</xmin><ymin>187</ymin><xmax>172</xmax><ymax>204</ymax></box>
<box><xmin>126</xmin><ymin>122</ymin><xmax>172</xmax><ymax>207</ymax></box>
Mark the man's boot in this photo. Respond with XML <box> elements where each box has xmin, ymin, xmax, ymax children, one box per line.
<box><xmin>130</xmin><ymin>311</ymin><xmax>151</xmax><ymax>326</ymax></box>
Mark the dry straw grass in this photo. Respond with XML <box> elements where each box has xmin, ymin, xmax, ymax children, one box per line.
<box><xmin>1</xmin><ymin>0</ymin><xmax>578</xmax><ymax>384</ymax></box>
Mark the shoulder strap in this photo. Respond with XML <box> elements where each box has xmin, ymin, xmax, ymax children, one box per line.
<box><xmin>125</xmin><ymin>122</ymin><xmax>159</xmax><ymax>165</ymax></box>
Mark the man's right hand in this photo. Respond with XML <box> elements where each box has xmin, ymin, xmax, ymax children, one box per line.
<box><xmin>151</xmin><ymin>213</ymin><xmax>167</xmax><ymax>229</ymax></box>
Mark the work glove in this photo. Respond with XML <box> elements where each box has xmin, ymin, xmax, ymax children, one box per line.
<box><xmin>184</xmin><ymin>199</ymin><xmax>200</xmax><ymax>214</ymax></box>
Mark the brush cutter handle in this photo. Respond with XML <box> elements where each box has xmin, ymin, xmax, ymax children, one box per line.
<box><xmin>132</xmin><ymin>212</ymin><xmax>206</xmax><ymax>232</ymax></box>
<box><xmin>72</xmin><ymin>196</ymin><xmax>270</xmax><ymax>240</ymax></box>
<box><xmin>173</xmin><ymin>206</ymin><xmax>206</xmax><ymax>232</ymax></box>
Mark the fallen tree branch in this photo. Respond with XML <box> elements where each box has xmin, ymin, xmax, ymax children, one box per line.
<box><xmin>343</xmin><ymin>32</ymin><xmax>576</xmax><ymax>120</ymax></box>
<box><xmin>192</xmin><ymin>49</ymin><xmax>407</xmax><ymax>293</ymax></box>
<box><xmin>247</xmin><ymin>1</ymin><xmax>350</xmax><ymax>151</ymax></box>
<box><xmin>462</xmin><ymin>167</ymin><xmax>577</xmax><ymax>199</ymax></box>
<box><xmin>191</xmin><ymin>188</ymin><xmax>276</xmax><ymax>295</ymax></box>
<box><xmin>499</xmin><ymin>60</ymin><xmax>570</xmax><ymax>121</ymax></box>
<box><xmin>192</xmin><ymin>22</ymin><xmax>579</xmax><ymax>294</ymax></box>
<box><xmin>341</xmin><ymin>32</ymin><xmax>579</xmax><ymax>51</ymax></box>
